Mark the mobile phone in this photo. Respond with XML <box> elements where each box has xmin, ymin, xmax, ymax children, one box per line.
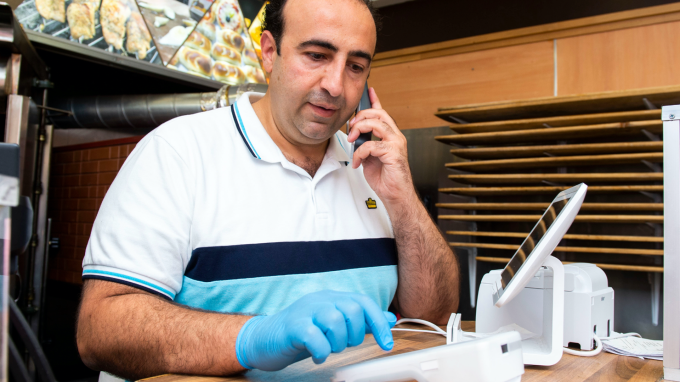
<box><xmin>350</xmin><ymin>83</ymin><xmax>372</xmax><ymax>154</ymax></box>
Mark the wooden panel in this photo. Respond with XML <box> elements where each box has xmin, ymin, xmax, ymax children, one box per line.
<box><xmin>451</xmin><ymin>242</ymin><xmax>663</xmax><ymax>256</ymax></box>
<box><xmin>368</xmin><ymin>42</ymin><xmax>554</xmax><ymax>130</ymax></box>
<box><xmin>476</xmin><ymin>257</ymin><xmax>664</xmax><ymax>273</ymax></box>
<box><xmin>436</xmin><ymin>120</ymin><xmax>661</xmax><ymax>145</ymax></box>
<box><xmin>439</xmin><ymin>185</ymin><xmax>663</xmax><ymax>196</ymax></box>
<box><xmin>447</xmin><ymin>173</ymin><xmax>662</xmax><ymax>185</ymax></box>
<box><xmin>437</xmin><ymin>203</ymin><xmax>664</xmax><ymax>212</ymax></box>
<box><xmin>558</xmin><ymin>21</ymin><xmax>680</xmax><ymax>96</ymax></box>
<box><xmin>445</xmin><ymin>152</ymin><xmax>662</xmax><ymax>171</ymax></box>
<box><xmin>435</xmin><ymin>85</ymin><xmax>680</xmax><ymax>123</ymax></box>
<box><xmin>450</xmin><ymin>141</ymin><xmax>662</xmax><ymax>160</ymax></box>
<box><xmin>447</xmin><ymin>110</ymin><xmax>660</xmax><ymax>134</ymax></box>
<box><xmin>446</xmin><ymin>230</ymin><xmax>664</xmax><ymax>243</ymax></box>
<box><xmin>439</xmin><ymin>214</ymin><xmax>664</xmax><ymax>223</ymax></box>
<box><xmin>373</xmin><ymin>2</ymin><xmax>680</xmax><ymax>69</ymax></box>
<box><xmin>142</xmin><ymin>321</ymin><xmax>663</xmax><ymax>382</ymax></box>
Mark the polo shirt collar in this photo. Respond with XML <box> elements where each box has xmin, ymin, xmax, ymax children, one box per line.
<box><xmin>327</xmin><ymin>130</ymin><xmax>352</xmax><ymax>165</ymax></box>
<box><xmin>233</xmin><ymin>92</ymin><xmax>283</xmax><ymax>163</ymax></box>
<box><xmin>233</xmin><ymin>92</ymin><xmax>351</xmax><ymax>165</ymax></box>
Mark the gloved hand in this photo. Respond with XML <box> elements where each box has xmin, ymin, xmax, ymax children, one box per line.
<box><xmin>235</xmin><ymin>290</ymin><xmax>397</xmax><ymax>371</ymax></box>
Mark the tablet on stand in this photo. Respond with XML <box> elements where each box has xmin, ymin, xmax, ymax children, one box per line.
<box><xmin>476</xmin><ymin>183</ymin><xmax>587</xmax><ymax>366</ymax></box>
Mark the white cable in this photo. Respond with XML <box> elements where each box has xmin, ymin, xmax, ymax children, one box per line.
<box><xmin>563</xmin><ymin>335</ymin><xmax>602</xmax><ymax>357</ymax></box>
<box><xmin>391</xmin><ymin>317</ymin><xmax>487</xmax><ymax>340</ymax></box>
<box><xmin>391</xmin><ymin>328</ymin><xmax>446</xmax><ymax>337</ymax></box>
<box><xmin>394</xmin><ymin>318</ymin><xmax>447</xmax><ymax>335</ymax></box>
<box><xmin>392</xmin><ymin>318</ymin><xmax>643</xmax><ymax>356</ymax></box>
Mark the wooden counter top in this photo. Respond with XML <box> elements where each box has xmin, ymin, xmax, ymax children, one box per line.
<box><xmin>141</xmin><ymin>322</ymin><xmax>664</xmax><ymax>382</ymax></box>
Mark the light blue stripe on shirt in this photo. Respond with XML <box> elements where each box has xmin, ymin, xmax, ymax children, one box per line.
<box><xmin>82</xmin><ymin>269</ymin><xmax>176</xmax><ymax>298</ymax></box>
<box><xmin>234</xmin><ymin>102</ymin><xmax>260</xmax><ymax>159</ymax></box>
<box><xmin>174</xmin><ymin>265</ymin><xmax>398</xmax><ymax>315</ymax></box>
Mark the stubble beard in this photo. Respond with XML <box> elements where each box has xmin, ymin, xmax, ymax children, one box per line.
<box><xmin>292</xmin><ymin>90</ymin><xmax>350</xmax><ymax>141</ymax></box>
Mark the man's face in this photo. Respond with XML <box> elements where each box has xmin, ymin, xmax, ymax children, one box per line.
<box><xmin>262</xmin><ymin>0</ymin><xmax>376</xmax><ymax>145</ymax></box>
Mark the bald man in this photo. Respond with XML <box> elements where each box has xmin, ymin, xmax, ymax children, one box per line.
<box><xmin>76</xmin><ymin>0</ymin><xmax>459</xmax><ymax>379</ymax></box>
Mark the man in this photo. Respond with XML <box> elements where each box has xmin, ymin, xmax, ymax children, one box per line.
<box><xmin>76</xmin><ymin>0</ymin><xmax>459</xmax><ymax>379</ymax></box>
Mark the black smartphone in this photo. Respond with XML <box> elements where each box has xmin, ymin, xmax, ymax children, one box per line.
<box><xmin>351</xmin><ymin>83</ymin><xmax>372</xmax><ymax>154</ymax></box>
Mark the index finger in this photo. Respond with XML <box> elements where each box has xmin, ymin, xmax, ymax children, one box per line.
<box><xmin>349</xmin><ymin>293</ymin><xmax>394</xmax><ymax>351</ymax></box>
<box><xmin>368</xmin><ymin>87</ymin><xmax>383</xmax><ymax>110</ymax></box>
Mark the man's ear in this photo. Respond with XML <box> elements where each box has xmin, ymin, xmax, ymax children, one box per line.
<box><xmin>260</xmin><ymin>30</ymin><xmax>277</xmax><ymax>74</ymax></box>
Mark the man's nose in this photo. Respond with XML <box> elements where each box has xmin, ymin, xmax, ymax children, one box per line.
<box><xmin>320</xmin><ymin>60</ymin><xmax>345</xmax><ymax>98</ymax></box>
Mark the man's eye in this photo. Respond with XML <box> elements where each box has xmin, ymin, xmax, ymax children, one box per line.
<box><xmin>308</xmin><ymin>53</ymin><xmax>325</xmax><ymax>60</ymax></box>
<box><xmin>350</xmin><ymin>64</ymin><xmax>364</xmax><ymax>73</ymax></box>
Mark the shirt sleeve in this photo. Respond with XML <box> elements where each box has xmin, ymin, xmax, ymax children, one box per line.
<box><xmin>82</xmin><ymin>133</ymin><xmax>195</xmax><ymax>299</ymax></box>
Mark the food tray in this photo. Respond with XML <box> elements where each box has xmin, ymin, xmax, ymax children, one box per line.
<box><xmin>16</xmin><ymin>0</ymin><xmax>163</xmax><ymax>65</ymax></box>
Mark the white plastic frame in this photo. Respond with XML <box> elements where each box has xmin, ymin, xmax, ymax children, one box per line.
<box><xmin>495</xmin><ymin>183</ymin><xmax>587</xmax><ymax>307</ymax></box>
<box><xmin>663</xmin><ymin>105</ymin><xmax>680</xmax><ymax>381</ymax></box>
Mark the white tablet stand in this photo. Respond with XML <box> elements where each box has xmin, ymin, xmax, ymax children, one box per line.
<box><xmin>475</xmin><ymin>183</ymin><xmax>586</xmax><ymax>366</ymax></box>
<box><xmin>476</xmin><ymin>256</ymin><xmax>565</xmax><ymax>366</ymax></box>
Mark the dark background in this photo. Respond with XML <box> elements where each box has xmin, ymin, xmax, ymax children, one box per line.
<box><xmin>373</xmin><ymin>0</ymin><xmax>679</xmax><ymax>52</ymax></box>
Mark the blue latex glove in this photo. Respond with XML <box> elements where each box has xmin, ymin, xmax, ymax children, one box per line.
<box><xmin>235</xmin><ymin>290</ymin><xmax>397</xmax><ymax>371</ymax></box>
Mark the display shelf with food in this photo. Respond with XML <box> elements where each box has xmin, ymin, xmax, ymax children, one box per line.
<box><xmin>16</xmin><ymin>0</ymin><xmax>161</xmax><ymax>63</ymax></box>
<box><xmin>137</xmin><ymin>0</ymin><xmax>200</xmax><ymax>64</ymax></box>
<box><xmin>247</xmin><ymin>1</ymin><xmax>264</xmax><ymax>63</ymax></box>
<box><xmin>167</xmin><ymin>0</ymin><xmax>266</xmax><ymax>85</ymax></box>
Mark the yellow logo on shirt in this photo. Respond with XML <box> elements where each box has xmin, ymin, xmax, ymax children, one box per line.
<box><xmin>366</xmin><ymin>198</ymin><xmax>377</xmax><ymax>209</ymax></box>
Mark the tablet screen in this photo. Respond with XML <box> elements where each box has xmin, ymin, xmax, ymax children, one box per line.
<box><xmin>499</xmin><ymin>197</ymin><xmax>570</xmax><ymax>290</ymax></box>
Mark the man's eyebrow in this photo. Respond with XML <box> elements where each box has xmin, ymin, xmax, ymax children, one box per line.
<box><xmin>297</xmin><ymin>39</ymin><xmax>373</xmax><ymax>63</ymax></box>
<box><xmin>298</xmin><ymin>39</ymin><xmax>338</xmax><ymax>52</ymax></box>
<box><xmin>349</xmin><ymin>50</ymin><xmax>372</xmax><ymax>63</ymax></box>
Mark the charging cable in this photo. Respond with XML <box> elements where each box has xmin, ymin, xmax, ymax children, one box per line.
<box><xmin>391</xmin><ymin>318</ymin><xmax>447</xmax><ymax>337</ymax></box>
<box><xmin>391</xmin><ymin>315</ymin><xmax>478</xmax><ymax>343</ymax></box>
<box><xmin>562</xmin><ymin>332</ymin><xmax>641</xmax><ymax>357</ymax></box>
<box><xmin>391</xmin><ymin>315</ymin><xmax>643</xmax><ymax>359</ymax></box>
<box><xmin>563</xmin><ymin>335</ymin><xmax>603</xmax><ymax>357</ymax></box>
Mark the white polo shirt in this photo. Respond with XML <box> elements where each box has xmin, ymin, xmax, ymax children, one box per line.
<box><xmin>82</xmin><ymin>92</ymin><xmax>398</xmax><ymax>315</ymax></box>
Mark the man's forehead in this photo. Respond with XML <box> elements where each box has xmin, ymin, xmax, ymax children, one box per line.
<box><xmin>283</xmin><ymin>0</ymin><xmax>376</xmax><ymax>54</ymax></box>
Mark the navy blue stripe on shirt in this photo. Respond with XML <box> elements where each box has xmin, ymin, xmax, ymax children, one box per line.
<box><xmin>185</xmin><ymin>238</ymin><xmax>398</xmax><ymax>282</ymax></box>
<box><xmin>231</xmin><ymin>105</ymin><xmax>257</xmax><ymax>158</ymax></box>
<box><xmin>82</xmin><ymin>274</ymin><xmax>173</xmax><ymax>300</ymax></box>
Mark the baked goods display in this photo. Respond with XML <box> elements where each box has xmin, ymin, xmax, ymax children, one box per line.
<box><xmin>184</xmin><ymin>30</ymin><xmax>212</xmax><ymax>55</ymax></box>
<box><xmin>126</xmin><ymin>11</ymin><xmax>152</xmax><ymax>59</ymax></box>
<box><xmin>139</xmin><ymin>0</ymin><xmax>200</xmax><ymax>64</ymax></box>
<box><xmin>19</xmin><ymin>0</ymin><xmax>267</xmax><ymax>79</ymax></box>
<box><xmin>168</xmin><ymin>0</ymin><xmax>267</xmax><ymax>85</ymax></box>
<box><xmin>242</xmin><ymin>65</ymin><xmax>265</xmax><ymax>84</ymax></box>
<box><xmin>101</xmin><ymin>0</ymin><xmax>131</xmax><ymax>50</ymax></box>
<box><xmin>36</xmin><ymin>0</ymin><xmax>65</xmax><ymax>22</ymax></box>
<box><xmin>212</xmin><ymin>61</ymin><xmax>245</xmax><ymax>84</ymax></box>
<box><xmin>67</xmin><ymin>0</ymin><xmax>96</xmax><ymax>40</ymax></box>
<box><xmin>196</xmin><ymin>19</ymin><xmax>215</xmax><ymax>41</ymax></box>
<box><xmin>247</xmin><ymin>2</ymin><xmax>265</xmax><ymax>65</ymax></box>
<box><xmin>215</xmin><ymin>0</ymin><xmax>241</xmax><ymax>33</ymax></box>
<box><xmin>211</xmin><ymin>43</ymin><xmax>240</xmax><ymax>66</ymax></box>
<box><xmin>217</xmin><ymin>29</ymin><xmax>244</xmax><ymax>51</ymax></box>
<box><xmin>17</xmin><ymin>0</ymin><xmax>160</xmax><ymax>63</ymax></box>
<box><xmin>242</xmin><ymin>48</ymin><xmax>258</xmax><ymax>67</ymax></box>
<box><xmin>178</xmin><ymin>46</ymin><xmax>212</xmax><ymax>77</ymax></box>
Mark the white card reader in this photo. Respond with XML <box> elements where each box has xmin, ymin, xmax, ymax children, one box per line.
<box><xmin>331</xmin><ymin>331</ymin><xmax>524</xmax><ymax>382</ymax></box>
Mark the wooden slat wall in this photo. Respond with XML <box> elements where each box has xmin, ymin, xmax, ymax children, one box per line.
<box><xmin>435</xmin><ymin>87</ymin><xmax>667</xmax><ymax>272</ymax></box>
<box><xmin>370</xmin><ymin>6</ymin><xmax>680</xmax><ymax>130</ymax></box>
